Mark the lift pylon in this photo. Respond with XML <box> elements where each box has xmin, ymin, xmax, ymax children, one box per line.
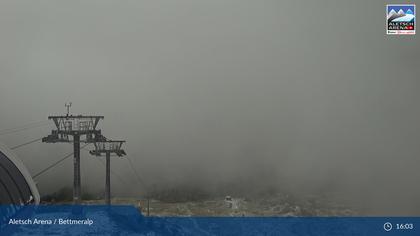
<box><xmin>42</xmin><ymin>105</ymin><xmax>104</xmax><ymax>204</ymax></box>
<box><xmin>89</xmin><ymin>140</ymin><xmax>126</xmax><ymax>205</ymax></box>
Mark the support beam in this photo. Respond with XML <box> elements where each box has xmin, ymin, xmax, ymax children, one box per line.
<box><xmin>105</xmin><ymin>152</ymin><xmax>111</xmax><ymax>205</ymax></box>
<box><xmin>73</xmin><ymin>134</ymin><xmax>81</xmax><ymax>204</ymax></box>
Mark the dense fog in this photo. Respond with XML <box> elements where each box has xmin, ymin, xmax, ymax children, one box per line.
<box><xmin>1</xmin><ymin>0</ymin><xmax>419</xmax><ymax>215</ymax></box>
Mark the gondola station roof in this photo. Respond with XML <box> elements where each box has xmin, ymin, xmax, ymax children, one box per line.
<box><xmin>0</xmin><ymin>142</ymin><xmax>40</xmax><ymax>205</ymax></box>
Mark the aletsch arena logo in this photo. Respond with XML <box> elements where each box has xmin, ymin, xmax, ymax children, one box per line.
<box><xmin>386</xmin><ymin>4</ymin><xmax>416</xmax><ymax>35</ymax></box>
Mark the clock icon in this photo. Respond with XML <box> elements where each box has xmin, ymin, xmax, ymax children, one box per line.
<box><xmin>384</xmin><ymin>222</ymin><xmax>393</xmax><ymax>232</ymax></box>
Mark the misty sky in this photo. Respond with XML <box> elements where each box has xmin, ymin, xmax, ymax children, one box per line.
<box><xmin>0</xmin><ymin>0</ymin><xmax>419</xmax><ymax>215</ymax></box>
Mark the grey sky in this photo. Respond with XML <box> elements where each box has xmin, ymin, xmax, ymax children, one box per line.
<box><xmin>0</xmin><ymin>0</ymin><xmax>419</xmax><ymax>215</ymax></box>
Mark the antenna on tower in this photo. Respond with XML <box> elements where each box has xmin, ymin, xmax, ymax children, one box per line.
<box><xmin>65</xmin><ymin>102</ymin><xmax>72</xmax><ymax>116</ymax></box>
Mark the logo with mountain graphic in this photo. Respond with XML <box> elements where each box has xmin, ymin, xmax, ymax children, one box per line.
<box><xmin>387</xmin><ymin>4</ymin><xmax>415</xmax><ymax>35</ymax></box>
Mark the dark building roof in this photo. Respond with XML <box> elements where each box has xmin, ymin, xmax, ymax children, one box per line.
<box><xmin>0</xmin><ymin>142</ymin><xmax>40</xmax><ymax>205</ymax></box>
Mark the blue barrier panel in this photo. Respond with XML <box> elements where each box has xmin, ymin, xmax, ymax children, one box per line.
<box><xmin>1</xmin><ymin>205</ymin><xmax>419</xmax><ymax>235</ymax></box>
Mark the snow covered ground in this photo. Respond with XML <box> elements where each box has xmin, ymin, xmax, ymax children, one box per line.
<box><xmin>109</xmin><ymin>193</ymin><xmax>356</xmax><ymax>217</ymax></box>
